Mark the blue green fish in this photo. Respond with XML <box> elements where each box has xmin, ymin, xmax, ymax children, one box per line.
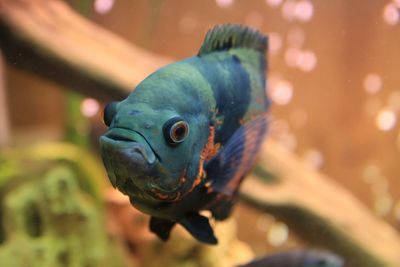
<box><xmin>100</xmin><ymin>24</ymin><xmax>269</xmax><ymax>244</ymax></box>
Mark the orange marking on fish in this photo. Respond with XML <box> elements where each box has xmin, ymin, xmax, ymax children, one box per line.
<box><xmin>151</xmin><ymin>189</ymin><xmax>181</xmax><ymax>202</ymax></box>
<box><xmin>188</xmin><ymin>126</ymin><xmax>219</xmax><ymax>193</ymax></box>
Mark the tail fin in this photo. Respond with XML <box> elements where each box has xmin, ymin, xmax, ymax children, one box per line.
<box><xmin>198</xmin><ymin>24</ymin><xmax>268</xmax><ymax>56</ymax></box>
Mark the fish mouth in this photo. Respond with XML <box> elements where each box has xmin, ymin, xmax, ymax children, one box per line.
<box><xmin>100</xmin><ymin>127</ymin><xmax>186</xmax><ymax>202</ymax></box>
<box><xmin>102</xmin><ymin>127</ymin><xmax>161</xmax><ymax>163</ymax></box>
<box><xmin>100</xmin><ymin>127</ymin><xmax>160</xmax><ymax>189</ymax></box>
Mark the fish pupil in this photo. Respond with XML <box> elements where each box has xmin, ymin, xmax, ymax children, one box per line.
<box><xmin>172</xmin><ymin>123</ymin><xmax>186</xmax><ymax>140</ymax></box>
<box><xmin>163</xmin><ymin>117</ymin><xmax>189</xmax><ymax>145</ymax></box>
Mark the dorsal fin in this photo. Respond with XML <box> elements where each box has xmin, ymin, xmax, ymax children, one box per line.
<box><xmin>198</xmin><ymin>24</ymin><xmax>267</xmax><ymax>56</ymax></box>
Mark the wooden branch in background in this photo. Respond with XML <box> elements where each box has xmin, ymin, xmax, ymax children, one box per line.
<box><xmin>0</xmin><ymin>0</ymin><xmax>170</xmax><ymax>102</ymax></box>
<box><xmin>240</xmin><ymin>140</ymin><xmax>400</xmax><ymax>267</ymax></box>
<box><xmin>0</xmin><ymin>0</ymin><xmax>399</xmax><ymax>266</ymax></box>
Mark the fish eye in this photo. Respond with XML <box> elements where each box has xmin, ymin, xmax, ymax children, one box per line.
<box><xmin>103</xmin><ymin>101</ymin><xmax>118</xmax><ymax>127</ymax></box>
<box><xmin>163</xmin><ymin>117</ymin><xmax>189</xmax><ymax>145</ymax></box>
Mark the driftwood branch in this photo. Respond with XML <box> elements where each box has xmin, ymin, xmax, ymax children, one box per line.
<box><xmin>1</xmin><ymin>0</ymin><xmax>399</xmax><ymax>266</ymax></box>
<box><xmin>0</xmin><ymin>0</ymin><xmax>170</xmax><ymax>102</ymax></box>
<box><xmin>240</xmin><ymin>140</ymin><xmax>400</xmax><ymax>267</ymax></box>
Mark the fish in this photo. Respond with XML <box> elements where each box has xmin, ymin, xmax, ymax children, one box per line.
<box><xmin>99</xmin><ymin>24</ymin><xmax>269</xmax><ymax>245</ymax></box>
<box><xmin>237</xmin><ymin>249</ymin><xmax>345</xmax><ymax>267</ymax></box>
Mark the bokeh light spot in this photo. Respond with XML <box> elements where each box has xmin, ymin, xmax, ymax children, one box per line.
<box><xmin>81</xmin><ymin>98</ymin><xmax>100</xmax><ymax>118</ymax></box>
<box><xmin>267</xmin><ymin>222</ymin><xmax>289</xmax><ymax>246</ymax></box>
<box><xmin>302</xmin><ymin>148</ymin><xmax>324</xmax><ymax>169</ymax></box>
<box><xmin>363</xmin><ymin>73</ymin><xmax>382</xmax><ymax>94</ymax></box>
<box><xmin>297</xmin><ymin>50</ymin><xmax>317</xmax><ymax>72</ymax></box>
<box><xmin>215</xmin><ymin>0</ymin><xmax>234</xmax><ymax>8</ymax></box>
<box><xmin>375</xmin><ymin>109</ymin><xmax>397</xmax><ymax>131</ymax></box>
<box><xmin>94</xmin><ymin>0</ymin><xmax>114</xmax><ymax>14</ymax></box>
<box><xmin>294</xmin><ymin>0</ymin><xmax>314</xmax><ymax>22</ymax></box>
<box><xmin>265</xmin><ymin>0</ymin><xmax>283</xmax><ymax>8</ymax></box>
<box><xmin>282</xmin><ymin>0</ymin><xmax>296</xmax><ymax>21</ymax></box>
<box><xmin>383</xmin><ymin>3</ymin><xmax>399</xmax><ymax>25</ymax></box>
<box><xmin>270</xmin><ymin>80</ymin><xmax>293</xmax><ymax>105</ymax></box>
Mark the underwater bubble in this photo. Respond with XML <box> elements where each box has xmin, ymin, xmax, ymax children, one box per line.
<box><xmin>374</xmin><ymin>194</ymin><xmax>393</xmax><ymax>216</ymax></box>
<box><xmin>376</xmin><ymin>109</ymin><xmax>397</xmax><ymax>131</ymax></box>
<box><xmin>269</xmin><ymin>32</ymin><xmax>283</xmax><ymax>55</ymax></box>
<box><xmin>267</xmin><ymin>222</ymin><xmax>289</xmax><ymax>246</ymax></box>
<box><xmin>81</xmin><ymin>98</ymin><xmax>100</xmax><ymax>118</ymax></box>
<box><xmin>265</xmin><ymin>0</ymin><xmax>283</xmax><ymax>8</ymax></box>
<box><xmin>302</xmin><ymin>148</ymin><xmax>324</xmax><ymax>169</ymax></box>
<box><xmin>94</xmin><ymin>0</ymin><xmax>114</xmax><ymax>14</ymax></box>
<box><xmin>270</xmin><ymin>80</ymin><xmax>293</xmax><ymax>105</ymax></box>
<box><xmin>383</xmin><ymin>3</ymin><xmax>399</xmax><ymax>25</ymax></box>
<box><xmin>289</xmin><ymin>109</ymin><xmax>308</xmax><ymax>128</ymax></box>
<box><xmin>297</xmin><ymin>50</ymin><xmax>317</xmax><ymax>72</ymax></box>
<box><xmin>388</xmin><ymin>91</ymin><xmax>400</xmax><ymax>112</ymax></box>
<box><xmin>215</xmin><ymin>0</ymin><xmax>234</xmax><ymax>8</ymax></box>
<box><xmin>363</xmin><ymin>73</ymin><xmax>382</xmax><ymax>94</ymax></box>
<box><xmin>245</xmin><ymin>11</ymin><xmax>264</xmax><ymax>29</ymax></box>
<box><xmin>294</xmin><ymin>0</ymin><xmax>314</xmax><ymax>22</ymax></box>
<box><xmin>282</xmin><ymin>0</ymin><xmax>297</xmax><ymax>21</ymax></box>
<box><xmin>287</xmin><ymin>27</ymin><xmax>305</xmax><ymax>47</ymax></box>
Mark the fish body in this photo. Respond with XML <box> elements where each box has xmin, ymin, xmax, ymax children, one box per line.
<box><xmin>238</xmin><ymin>250</ymin><xmax>344</xmax><ymax>267</ymax></box>
<box><xmin>100</xmin><ymin>24</ymin><xmax>269</xmax><ymax>244</ymax></box>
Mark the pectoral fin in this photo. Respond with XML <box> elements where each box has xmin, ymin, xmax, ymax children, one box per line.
<box><xmin>205</xmin><ymin>115</ymin><xmax>268</xmax><ymax>196</ymax></box>
<box><xmin>180</xmin><ymin>213</ymin><xmax>218</xmax><ymax>245</ymax></box>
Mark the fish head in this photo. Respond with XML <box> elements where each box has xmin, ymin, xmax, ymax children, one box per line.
<box><xmin>100</xmin><ymin>99</ymin><xmax>208</xmax><ymax>205</ymax></box>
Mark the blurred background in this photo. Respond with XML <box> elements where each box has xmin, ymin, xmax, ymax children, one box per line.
<box><xmin>1</xmin><ymin>0</ymin><xmax>400</xmax><ymax>266</ymax></box>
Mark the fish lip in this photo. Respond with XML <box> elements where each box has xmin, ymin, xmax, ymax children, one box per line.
<box><xmin>101</xmin><ymin>127</ymin><xmax>161</xmax><ymax>164</ymax></box>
